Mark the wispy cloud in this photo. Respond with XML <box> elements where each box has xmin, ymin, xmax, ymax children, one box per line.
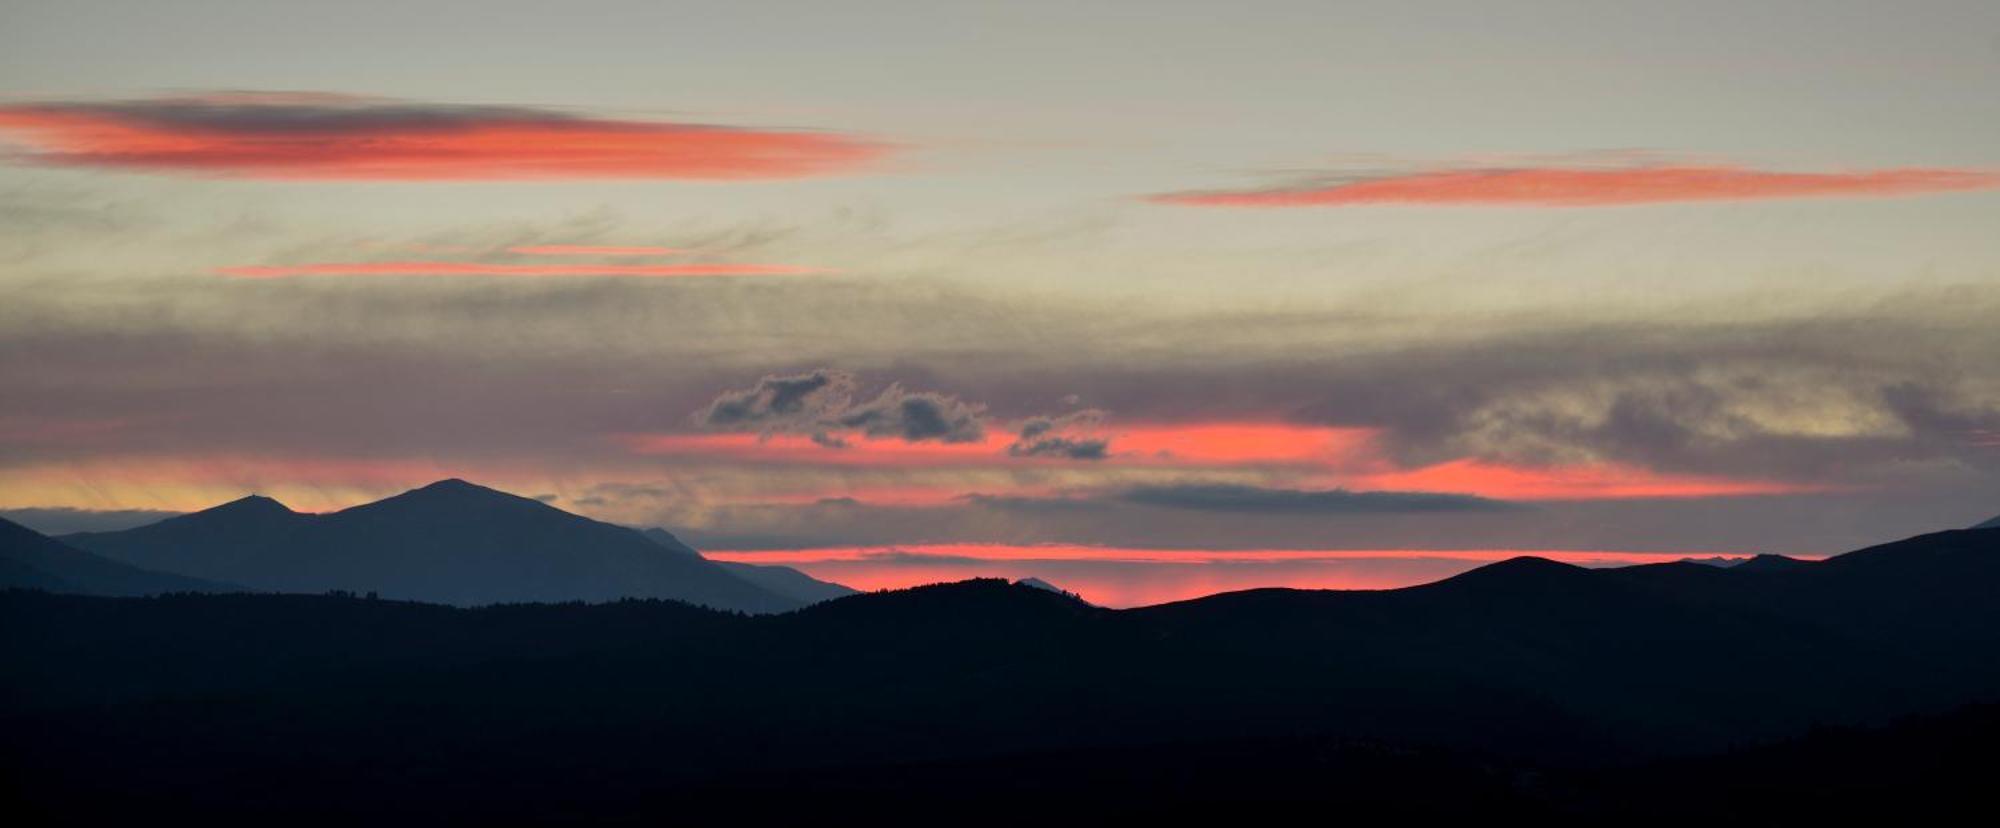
<box><xmin>216</xmin><ymin>261</ymin><xmax>824</xmax><ymax>278</ymax></box>
<box><xmin>1152</xmin><ymin>165</ymin><xmax>2000</xmax><ymax>207</ymax></box>
<box><xmin>0</xmin><ymin>92</ymin><xmax>886</xmax><ymax>180</ymax></box>
<box><xmin>506</xmin><ymin>245</ymin><xmax>688</xmax><ymax>256</ymax></box>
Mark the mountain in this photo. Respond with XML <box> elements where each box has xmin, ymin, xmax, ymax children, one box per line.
<box><xmin>1</xmin><ymin>517</ymin><xmax>233</xmax><ymax>596</ymax></box>
<box><xmin>61</xmin><ymin>480</ymin><xmax>803</xmax><ymax>612</ymax></box>
<box><xmin>711</xmin><ymin>561</ymin><xmax>858</xmax><ymax>604</ymax></box>
<box><xmin>5</xmin><ymin>522</ymin><xmax>1999</xmax><ymax>822</ymax></box>
<box><xmin>637</xmin><ymin>526</ymin><xmax>705</xmax><ymax>558</ymax></box>
<box><xmin>637</xmin><ymin>526</ymin><xmax>857</xmax><ymax>604</ymax></box>
<box><xmin>1973</xmin><ymin>512</ymin><xmax>2000</xmax><ymax>530</ymax></box>
<box><xmin>1731</xmin><ymin>552</ymin><xmax>1815</xmax><ymax>572</ymax></box>
<box><xmin>1015</xmin><ymin>576</ymin><xmax>1089</xmax><ymax>603</ymax></box>
<box><xmin>62</xmin><ymin>494</ymin><xmax>315</xmax><ymax>584</ymax></box>
<box><xmin>1677</xmin><ymin>555</ymin><xmax>1742</xmax><ymax>567</ymax></box>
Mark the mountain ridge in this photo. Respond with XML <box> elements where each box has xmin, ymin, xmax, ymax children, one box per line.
<box><xmin>60</xmin><ymin>479</ymin><xmax>806</xmax><ymax>612</ymax></box>
<box><xmin>1</xmin><ymin>517</ymin><xmax>237</xmax><ymax>596</ymax></box>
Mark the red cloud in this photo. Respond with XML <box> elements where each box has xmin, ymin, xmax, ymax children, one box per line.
<box><xmin>1152</xmin><ymin>165</ymin><xmax>2000</xmax><ymax>207</ymax></box>
<box><xmin>217</xmin><ymin>261</ymin><xmax>824</xmax><ymax>278</ymax></box>
<box><xmin>0</xmin><ymin>94</ymin><xmax>885</xmax><ymax>180</ymax></box>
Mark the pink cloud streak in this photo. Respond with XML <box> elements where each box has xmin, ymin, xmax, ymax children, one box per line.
<box><xmin>0</xmin><ymin>93</ymin><xmax>886</xmax><ymax>180</ymax></box>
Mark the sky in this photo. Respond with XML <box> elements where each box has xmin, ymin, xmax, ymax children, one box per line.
<box><xmin>2</xmin><ymin>1</ymin><xmax>1998</xmax><ymax>606</ymax></box>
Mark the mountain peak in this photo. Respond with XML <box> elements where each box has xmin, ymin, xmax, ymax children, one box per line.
<box><xmin>335</xmin><ymin>479</ymin><xmax>557</xmax><ymax>521</ymax></box>
<box><xmin>395</xmin><ymin>478</ymin><xmax>528</xmax><ymax>503</ymax></box>
<box><xmin>415</xmin><ymin>478</ymin><xmax>487</xmax><ymax>494</ymax></box>
<box><xmin>201</xmin><ymin>494</ymin><xmax>296</xmax><ymax>518</ymax></box>
<box><xmin>1430</xmin><ymin>556</ymin><xmax>1592</xmax><ymax>591</ymax></box>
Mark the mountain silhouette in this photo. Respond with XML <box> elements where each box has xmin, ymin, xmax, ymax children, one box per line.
<box><xmin>1731</xmin><ymin>552</ymin><xmax>1815</xmax><ymax>572</ymax></box>
<box><xmin>1973</xmin><ymin>512</ymin><xmax>2000</xmax><ymax>530</ymax></box>
<box><xmin>1014</xmin><ymin>576</ymin><xmax>1089</xmax><ymax>603</ymax></box>
<box><xmin>61</xmin><ymin>479</ymin><xmax>807</xmax><ymax>612</ymax></box>
<box><xmin>1</xmin><ymin>517</ymin><xmax>233</xmax><ymax>596</ymax></box>
<box><xmin>7</xmin><ymin>519</ymin><xmax>1997</xmax><ymax>823</ymax></box>
<box><xmin>636</xmin><ymin>527</ymin><xmax>856</xmax><ymax>604</ymax></box>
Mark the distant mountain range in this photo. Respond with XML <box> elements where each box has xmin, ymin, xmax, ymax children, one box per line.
<box><xmin>48</xmin><ymin>479</ymin><xmax>850</xmax><ymax>612</ymax></box>
<box><xmin>0</xmin><ymin>517</ymin><xmax>235</xmax><ymax>596</ymax></box>
<box><xmin>637</xmin><ymin>526</ymin><xmax>857</xmax><ymax>604</ymax></box>
<box><xmin>4</xmin><ymin>509</ymin><xmax>1998</xmax><ymax>822</ymax></box>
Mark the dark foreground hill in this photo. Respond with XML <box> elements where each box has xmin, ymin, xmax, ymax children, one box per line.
<box><xmin>3</xmin><ymin>525</ymin><xmax>1996</xmax><ymax>824</ymax></box>
<box><xmin>59</xmin><ymin>480</ymin><xmax>813</xmax><ymax>612</ymax></box>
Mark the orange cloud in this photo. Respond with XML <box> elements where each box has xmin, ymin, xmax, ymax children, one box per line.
<box><xmin>506</xmin><ymin>245</ymin><xmax>687</xmax><ymax>256</ymax></box>
<box><xmin>0</xmin><ymin>94</ymin><xmax>885</xmax><ymax>180</ymax></box>
<box><xmin>1152</xmin><ymin>165</ymin><xmax>2000</xmax><ymax>207</ymax></box>
<box><xmin>217</xmin><ymin>261</ymin><xmax>823</xmax><ymax>278</ymax></box>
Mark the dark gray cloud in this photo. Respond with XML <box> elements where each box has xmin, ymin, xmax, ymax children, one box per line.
<box><xmin>1007</xmin><ymin>409</ymin><xmax>1110</xmax><ymax>459</ymax></box>
<box><xmin>1117</xmin><ymin>484</ymin><xmax>1516</xmax><ymax>514</ymax></box>
<box><xmin>694</xmin><ymin>369</ymin><xmax>855</xmax><ymax>432</ymax></box>
<box><xmin>693</xmin><ymin>370</ymin><xmax>985</xmax><ymax>444</ymax></box>
<box><xmin>831</xmin><ymin>385</ymin><xmax>987</xmax><ymax>443</ymax></box>
<box><xmin>1008</xmin><ymin>436</ymin><xmax>1111</xmax><ymax>460</ymax></box>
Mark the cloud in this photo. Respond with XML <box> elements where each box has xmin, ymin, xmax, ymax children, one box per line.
<box><xmin>690</xmin><ymin>373</ymin><xmax>1123</xmax><ymax>455</ymax></box>
<box><xmin>1007</xmin><ymin>435</ymin><xmax>1110</xmax><ymax>460</ymax></box>
<box><xmin>0</xmin><ymin>92</ymin><xmax>885</xmax><ymax>180</ymax></box>
<box><xmin>692</xmin><ymin>370</ymin><xmax>990</xmax><ymax>446</ymax></box>
<box><xmin>831</xmin><ymin>385</ymin><xmax>987</xmax><ymax>443</ymax></box>
<box><xmin>506</xmin><ymin>245</ymin><xmax>686</xmax><ymax>256</ymax></box>
<box><xmin>1116</xmin><ymin>483</ymin><xmax>1515</xmax><ymax>513</ymax></box>
<box><xmin>216</xmin><ymin>261</ymin><xmax>823</xmax><ymax>278</ymax></box>
<box><xmin>968</xmin><ymin>482</ymin><xmax>1516</xmax><ymax>515</ymax></box>
<box><xmin>1151</xmin><ymin>165</ymin><xmax>2000</xmax><ymax>207</ymax></box>
<box><xmin>694</xmin><ymin>369</ymin><xmax>857</xmax><ymax>432</ymax></box>
<box><xmin>1007</xmin><ymin>409</ymin><xmax>1111</xmax><ymax>459</ymax></box>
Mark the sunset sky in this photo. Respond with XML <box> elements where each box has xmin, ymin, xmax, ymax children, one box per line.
<box><xmin>3</xmin><ymin>1</ymin><xmax>1998</xmax><ymax>605</ymax></box>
